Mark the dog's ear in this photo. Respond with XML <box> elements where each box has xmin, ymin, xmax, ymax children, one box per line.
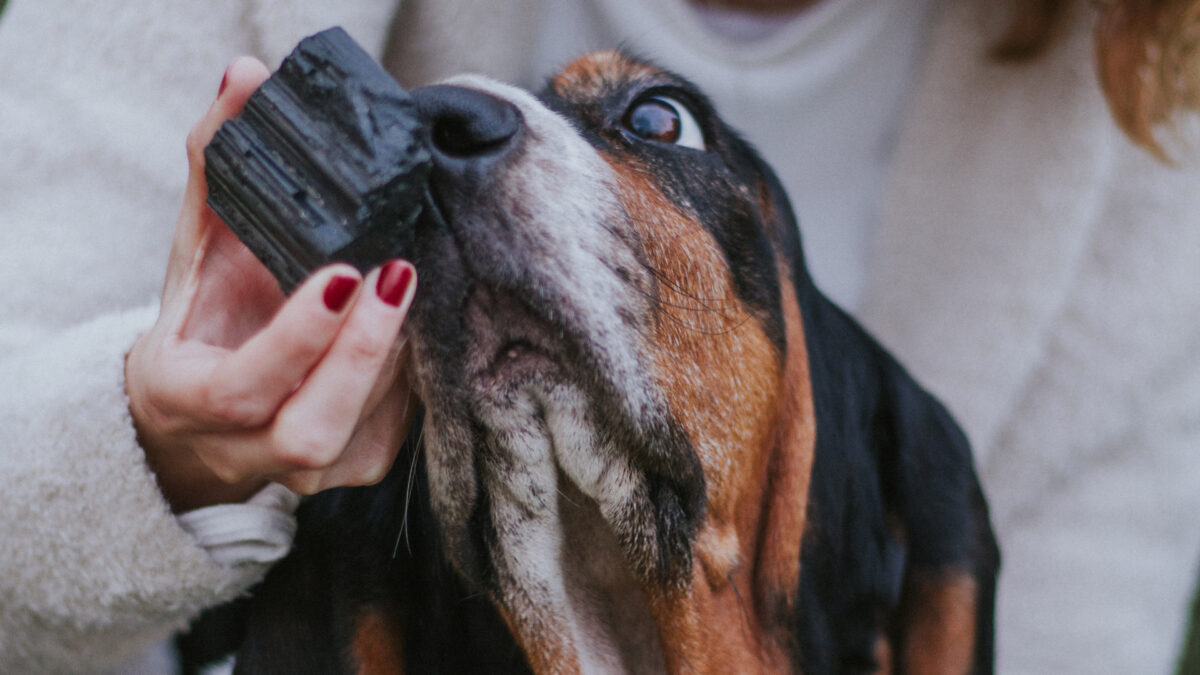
<box><xmin>876</xmin><ymin>364</ymin><xmax>999</xmax><ymax>674</ymax></box>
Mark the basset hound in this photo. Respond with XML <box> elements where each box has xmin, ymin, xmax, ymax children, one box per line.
<box><xmin>217</xmin><ymin>51</ymin><xmax>999</xmax><ymax>675</ymax></box>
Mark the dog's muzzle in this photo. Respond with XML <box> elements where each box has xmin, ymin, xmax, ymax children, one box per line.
<box><xmin>399</xmin><ymin>77</ymin><xmax>706</xmax><ymax>597</ymax></box>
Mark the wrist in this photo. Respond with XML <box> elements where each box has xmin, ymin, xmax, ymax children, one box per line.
<box><xmin>143</xmin><ymin>436</ymin><xmax>267</xmax><ymax>512</ymax></box>
<box><xmin>127</xmin><ymin>340</ymin><xmax>265</xmax><ymax>512</ymax></box>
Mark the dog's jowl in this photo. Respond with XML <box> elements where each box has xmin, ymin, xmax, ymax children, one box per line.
<box><xmin>225</xmin><ymin>52</ymin><xmax>999</xmax><ymax>675</ymax></box>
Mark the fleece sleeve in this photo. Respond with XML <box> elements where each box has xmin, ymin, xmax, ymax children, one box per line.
<box><xmin>0</xmin><ymin>304</ymin><xmax>294</xmax><ymax>673</ymax></box>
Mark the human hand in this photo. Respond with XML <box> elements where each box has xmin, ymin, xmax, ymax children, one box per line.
<box><xmin>126</xmin><ymin>57</ymin><xmax>418</xmax><ymax>512</ymax></box>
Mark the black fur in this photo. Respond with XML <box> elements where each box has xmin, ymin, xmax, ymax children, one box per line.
<box><xmin>234</xmin><ymin>420</ymin><xmax>532</xmax><ymax>674</ymax></box>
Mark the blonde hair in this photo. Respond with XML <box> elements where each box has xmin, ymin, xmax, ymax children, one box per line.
<box><xmin>993</xmin><ymin>0</ymin><xmax>1200</xmax><ymax>160</ymax></box>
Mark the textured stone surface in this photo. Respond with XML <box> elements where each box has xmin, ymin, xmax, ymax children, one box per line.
<box><xmin>205</xmin><ymin>26</ymin><xmax>431</xmax><ymax>292</ymax></box>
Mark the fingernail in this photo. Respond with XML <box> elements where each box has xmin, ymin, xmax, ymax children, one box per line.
<box><xmin>376</xmin><ymin>261</ymin><xmax>415</xmax><ymax>307</ymax></box>
<box><xmin>218</xmin><ymin>67</ymin><xmax>230</xmax><ymax>97</ymax></box>
<box><xmin>323</xmin><ymin>275</ymin><xmax>359</xmax><ymax>312</ymax></box>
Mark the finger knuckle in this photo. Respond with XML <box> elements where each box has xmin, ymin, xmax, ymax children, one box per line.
<box><xmin>209</xmin><ymin>461</ymin><xmax>249</xmax><ymax>485</ymax></box>
<box><xmin>292</xmin><ymin>329</ymin><xmax>331</xmax><ymax>359</ymax></box>
<box><xmin>201</xmin><ymin>384</ymin><xmax>270</xmax><ymax>428</ymax></box>
<box><xmin>132</xmin><ymin>380</ymin><xmax>176</xmax><ymax>434</ymax></box>
<box><xmin>339</xmin><ymin>331</ymin><xmax>386</xmax><ymax>369</ymax></box>
<box><xmin>269</xmin><ymin>426</ymin><xmax>343</xmax><ymax>471</ymax></box>
<box><xmin>344</xmin><ymin>437</ymin><xmax>402</xmax><ymax>487</ymax></box>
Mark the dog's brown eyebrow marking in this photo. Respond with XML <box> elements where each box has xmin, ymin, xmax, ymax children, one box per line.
<box><xmin>548</xmin><ymin>50</ymin><xmax>663</xmax><ymax>101</ymax></box>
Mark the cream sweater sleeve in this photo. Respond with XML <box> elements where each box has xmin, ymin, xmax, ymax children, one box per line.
<box><xmin>0</xmin><ymin>304</ymin><xmax>299</xmax><ymax>673</ymax></box>
<box><xmin>0</xmin><ymin>0</ymin><xmax>399</xmax><ymax>669</ymax></box>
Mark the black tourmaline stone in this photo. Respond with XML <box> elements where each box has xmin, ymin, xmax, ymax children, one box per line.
<box><xmin>204</xmin><ymin>26</ymin><xmax>431</xmax><ymax>293</ymax></box>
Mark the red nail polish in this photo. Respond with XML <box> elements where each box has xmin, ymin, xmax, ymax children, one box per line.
<box><xmin>376</xmin><ymin>261</ymin><xmax>414</xmax><ymax>307</ymax></box>
<box><xmin>218</xmin><ymin>68</ymin><xmax>230</xmax><ymax>97</ymax></box>
<box><xmin>323</xmin><ymin>275</ymin><xmax>359</xmax><ymax>312</ymax></box>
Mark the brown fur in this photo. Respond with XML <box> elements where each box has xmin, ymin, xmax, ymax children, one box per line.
<box><xmin>551</xmin><ymin>51</ymin><xmax>660</xmax><ymax>98</ymax></box>
<box><xmin>752</xmin><ymin>266</ymin><xmax>815</xmax><ymax>624</ymax></box>
<box><xmin>578</xmin><ymin>136</ymin><xmax>817</xmax><ymax>673</ymax></box>
<box><xmin>351</xmin><ymin>610</ymin><xmax>406</xmax><ymax>675</ymax></box>
<box><xmin>494</xmin><ymin>604</ymin><xmax>581</xmax><ymax>675</ymax></box>
<box><xmin>900</xmin><ymin>571</ymin><xmax>979</xmax><ymax>674</ymax></box>
<box><xmin>571</xmin><ymin>53</ymin><xmax>982</xmax><ymax>674</ymax></box>
<box><xmin>452</xmin><ymin>50</ymin><xmax>985</xmax><ymax>675</ymax></box>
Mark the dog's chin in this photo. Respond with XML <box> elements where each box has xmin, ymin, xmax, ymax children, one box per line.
<box><xmin>412</xmin><ymin>276</ymin><xmax>704</xmax><ymax>594</ymax></box>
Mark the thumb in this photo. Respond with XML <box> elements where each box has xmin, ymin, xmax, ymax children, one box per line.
<box><xmin>164</xmin><ymin>56</ymin><xmax>272</xmax><ymax>300</ymax></box>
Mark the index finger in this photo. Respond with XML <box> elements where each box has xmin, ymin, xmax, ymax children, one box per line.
<box><xmin>198</xmin><ymin>264</ymin><xmax>365</xmax><ymax>430</ymax></box>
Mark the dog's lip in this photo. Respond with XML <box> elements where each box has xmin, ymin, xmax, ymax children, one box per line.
<box><xmin>482</xmin><ymin>338</ymin><xmax>559</xmax><ymax>383</ymax></box>
<box><xmin>494</xmin><ymin>338</ymin><xmax>543</xmax><ymax>364</ymax></box>
<box><xmin>412</xmin><ymin>182</ymin><xmax>577</xmax><ymax>384</ymax></box>
<box><xmin>462</xmin><ymin>284</ymin><xmax>571</xmax><ymax>380</ymax></box>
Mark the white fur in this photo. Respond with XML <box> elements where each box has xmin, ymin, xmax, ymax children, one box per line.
<box><xmin>7</xmin><ymin>0</ymin><xmax>1195</xmax><ymax>669</ymax></box>
<box><xmin>446</xmin><ymin>75</ymin><xmax>667</xmax><ymax>421</ymax></box>
<box><xmin>416</xmin><ymin>76</ymin><xmax>676</xmax><ymax>672</ymax></box>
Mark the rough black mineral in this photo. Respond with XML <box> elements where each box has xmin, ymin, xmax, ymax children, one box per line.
<box><xmin>204</xmin><ymin>26</ymin><xmax>431</xmax><ymax>293</ymax></box>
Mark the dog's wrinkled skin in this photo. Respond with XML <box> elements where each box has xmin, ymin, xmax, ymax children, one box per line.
<box><xmin>220</xmin><ymin>52</ymin><xmax>998</xmax><ymax>674</ymax></box>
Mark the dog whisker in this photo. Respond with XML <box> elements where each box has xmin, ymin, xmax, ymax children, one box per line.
<box><xmin>556</xmin><ymin>486</ymin><xmax>582</xmax><ymax>509</ymax></box>
<box><xmin>392</xmin><ymin>426</ymin><xmax>426</xmax><ymax>559</ymax></box>
<box><xmin>727</xmin><ymin>574</ymin><xmax>758</xmax><ymax>656</ymax></box>
<box><xmin>622</xmin><ymin>258</ymin><xmax>743</xmax><ymax>321</ymax></box>
<box><xmin>658</xmin><ymin>309</ymin><xmax>756</xmax><ymax>337</ymax></box>
<box><xmin>639</xmin><ymin>259</ymin><xmax>738</xmax><ymax>310</ymax></box>
<box><xmin>225</xmin><ymin>48</ymin><xmax>995</xmax><ymax>674</ymax></box>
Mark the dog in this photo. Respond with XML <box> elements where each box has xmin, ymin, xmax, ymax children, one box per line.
<box><xmin>221</xmin><ymin>51</ymin><xmax>999</xmax><ymax>674</ymax></box>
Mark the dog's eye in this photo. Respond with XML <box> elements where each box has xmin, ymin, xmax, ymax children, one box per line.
<box><xmin>623</xmin><ymin>96</ymin><xmax>706</xmax><ymax>151</ymax></box>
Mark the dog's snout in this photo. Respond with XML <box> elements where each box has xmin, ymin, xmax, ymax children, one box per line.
<box><xmin>414</xmin><ymin>85</ymin><xmax>522</xmax><ymax>169</ymax></box>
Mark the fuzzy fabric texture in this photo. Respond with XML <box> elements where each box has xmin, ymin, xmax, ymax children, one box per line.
<box><xmin>3</xmin><ymin>0</ymin><xmax>1199</xmax><ymax>672</ymax></box>
<box><xmin>858</xmin><ymin>4</ymin><xmax>1200</xmax><ymax>672</ymax></box>
<box><xmin>0</xmin><ymin>305</ymin><xmax>248</xmax><ymax>672</ymax></box>
<box><xmin>0</xmin><ymin>0</ymin><xmax>395</xmax><ymax>671</ymax></box>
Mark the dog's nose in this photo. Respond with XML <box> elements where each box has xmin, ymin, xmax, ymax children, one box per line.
<box><xmin>412</xmin><ymin>85</ymin><xmax>522</xmax><ymax>173</ymax></box>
